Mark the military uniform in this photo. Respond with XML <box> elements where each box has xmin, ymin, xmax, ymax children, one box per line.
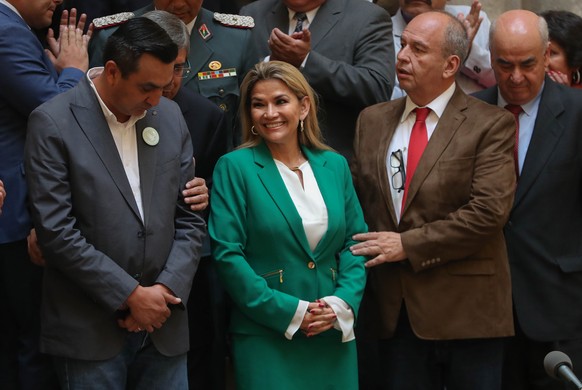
<box><xmin>89</xmin><ymin>6</ymin><xmax>255</xmax><ymax>148</ymax></box>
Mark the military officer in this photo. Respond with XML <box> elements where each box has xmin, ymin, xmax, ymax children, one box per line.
<box><xmin>89</xmin><ymin>0</ymin><xmax>255</xmax><ymax>148</ymax></box>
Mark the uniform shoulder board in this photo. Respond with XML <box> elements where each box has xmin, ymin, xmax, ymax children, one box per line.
<box><xmin>213</xmin><ymin>13</ymin><xmax>254</xmax><ymax>29</ymax></box>
<box><xmin>93</xmin><ymin>12</ymin><xmax>135</xmax><ymax>30</ymax></box>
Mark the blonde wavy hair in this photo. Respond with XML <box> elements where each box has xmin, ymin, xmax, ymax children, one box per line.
<box><xmin>238</xmin><ymin>61</ymin><xmax>331</xmax><ymax>151</ymax></box>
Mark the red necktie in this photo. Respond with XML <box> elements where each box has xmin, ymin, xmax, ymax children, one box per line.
<box><xmin>402</xmin><ymin>107</ymin><xmax>430</xmax><ymax>211</ymax></box>
<box><xmin>504</xmin><ymin>104</ymin><xmax>523</xmax><ymax>177</ymax></box>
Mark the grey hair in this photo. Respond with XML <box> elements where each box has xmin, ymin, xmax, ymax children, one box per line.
<box><xmin>143</xmin><ymin>10</ymin><xmax>190</xmax><ymax>54</ymax></box>
<box><xmin>440</xmin><ymin>11</ymin><xmax>469</xmax><ymax>66</ymax></box>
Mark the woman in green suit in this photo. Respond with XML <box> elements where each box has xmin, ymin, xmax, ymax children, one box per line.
<box><xmin>209</xmin><ymin>61</ymin><xmax>368</xmax><ymax>389</ymax></box>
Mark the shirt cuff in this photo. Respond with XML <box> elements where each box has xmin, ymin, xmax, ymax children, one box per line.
<box><xmin>285</xmin><ymin>299</ymin><xmax>309</xmax><ymax>340</ymax></box>
<box><xmin>322</xmin><ymin>296</ymin><xmax>355</xmax><ymax>342</ymax></box>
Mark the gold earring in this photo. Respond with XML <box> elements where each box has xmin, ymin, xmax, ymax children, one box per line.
<box><xmin>251</xmin><ymin>126</ymin><xmax>258</xmax><ymax>135</ymax></box>
<box><xmin>300</xmin><ymin>120</ymin><xmax>304</xmax><ymax>133</ymax></box>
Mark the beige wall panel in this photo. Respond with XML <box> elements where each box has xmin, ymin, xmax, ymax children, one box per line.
<box><xmin>449</xmin><ymin>0</ymin><xmax>582</xmax><ymax>20</ymax></box>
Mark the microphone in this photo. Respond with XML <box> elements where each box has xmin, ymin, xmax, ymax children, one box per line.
<box><xmin>544</xmin><ymin>351</ymin><xmax>582</xmax><ymax>389</ymax></box>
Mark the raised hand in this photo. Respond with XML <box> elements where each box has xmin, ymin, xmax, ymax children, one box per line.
<box><xmin>457</xmin><ymin>1</ymin><xmax>483</xmax><ymax>48</ymax></box>
<box><xmin>45</xmin><ymin>8</ymin><xmax>93</xmax><ymax>74</ymax></box>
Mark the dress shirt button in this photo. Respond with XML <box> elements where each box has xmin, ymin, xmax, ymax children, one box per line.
<box><xmin>307</xmin><ymin>261</ymin><xmax>316</xmax><ymax>269</ymax></box>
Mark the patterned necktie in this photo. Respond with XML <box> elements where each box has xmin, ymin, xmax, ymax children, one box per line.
<box><xmin>294</xmin><ymin>13</ymin><xmax>307</xmax><ymax>33</ymax></box>
<box><xmin>402</xmin><ymin>107</ymin><xmax>431</xmax><ymax>211</ymax></box>
<box><xmin>504</xmin><ymin>104</ymin><xmax>523</xmax><ymax>177</ymax></box>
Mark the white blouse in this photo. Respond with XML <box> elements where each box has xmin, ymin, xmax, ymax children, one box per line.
<box><xmin>274</xmin><ymin>160</ymin><xmax>355</xmax><ymax>342</ymax></box>
<box><xmin>274</xmin><ymin>159</ymin><xmax>328</xmax><ymax>250</ymax></box>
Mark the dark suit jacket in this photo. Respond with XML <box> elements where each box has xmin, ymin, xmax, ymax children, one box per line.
<box><xmin>241</xmin><ymin>0</ymin><xmax>394</xmax><ymax>157</ymax></box>
<box><xmin>24</xmin><ymin>77</ymin><xmax>206</xmax><ymax>359</ymax></box>
<box><xmin>353</xmin><ymin>86</ymin><xmax>516</xmax><ymax>340</ymax></box>
<box><xmin>173</xmin><ymin>86</ymin><xmax>227</xmax><ymax>257</ymax></box>
<box><xmin>173</xmin><ymin>86</ymin><xmax>227</xmax><ymax>186</ymax></box>
<box><xmin>474</xmin><ymin>79</ymin><xmax>582</xmax><ymax>342</ymax></box>
<box><xmin>0</xmin><ymin>3</ymin><xmax>84</xmax><ymax>244</ymax></box>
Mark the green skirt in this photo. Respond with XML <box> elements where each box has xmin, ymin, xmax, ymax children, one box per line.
<box><xmin>231</xmin><ymin>331</ymin><xmax>358</xmax><ymax>390</ymax></box>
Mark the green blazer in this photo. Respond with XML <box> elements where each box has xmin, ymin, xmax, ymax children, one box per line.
<box><xmin>209</xmin><ymin>141</ymin><xmax>368</xmax><ymax>337</ymax></box>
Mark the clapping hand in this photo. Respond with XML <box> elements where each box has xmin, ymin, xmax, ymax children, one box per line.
<box><xmin>45</xmin><ymin>8</ymin><xmax>93</xmax><ymax>74</ymax></box>
<box><xmin>268</xmin><ymin>28</ymin><xmax>311</xmax><ymax>68</ymax></box>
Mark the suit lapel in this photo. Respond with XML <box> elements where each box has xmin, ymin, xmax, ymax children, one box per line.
<box><xmin>184</xmin><ymin>10</ymin><xmax>213</xmax><ymax>85</ymax></box>
<box><xmin>402</xmin><ymin>88</ymin><xmax>467</xmax><ymax>214</ymax></box>
<box><xmin>254</xmin><ymin>143</ymin><xmax>312</xmax><ymax>257</ymax></box>
<box><xmin>308</xmin><ymin>0</ymin><xmax>343</xmax><ymax>48</ymax></box>
<box><xmin>514</xmin><ymin>81</ymin><xmax>565</xmax><ymax>208</ymax></box>
<box><xmin>70</xmin><ymin>78</ymin><xmax>142</xmax><ymax>222</ymax></box>
<box><xmin>136</xmin><ymin>111</ymin><xmax>159</xmax><ymax>226</ymax></box>
<box><xmin>270</xmin><ymin>1</ymin><xmax>290</xmax><ymax>35</ymax></box>
<box><xmin>374</xmin><ymin>101</ymin><xmax>404</xmax><ymax>228</ymax></box>
<box><xmin>303</xmin><ymin>148</ymin><xmax>339</xmax><ymax>255</ymax></box>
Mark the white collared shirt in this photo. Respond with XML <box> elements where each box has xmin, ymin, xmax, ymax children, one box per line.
<box><xmin>185</xmin><ymin>17</ymin><xmax>197</xmax><ymax>35</ymax></box>
<box><xmin>497</xmin><ymin>84</ymin><xmax>543</xmax><ymax>175</ymax></box>
<box><xmin>287</xmin><ymin>8</ymin><xmax>319</xmax><ymax>35</ymax></box>
<box><xmin>387</xmin><ymin>83</ymin><xmax>456</xmax><ymax>219</ymax></box>
<box><xmin>87</xmin><ymin>67</ymin><xmax>146</xmax><ymax>221</ymax></box>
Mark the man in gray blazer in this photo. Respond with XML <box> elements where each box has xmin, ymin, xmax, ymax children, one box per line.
<box><xmin>240</xmin><ymin>0</ymin><xmax>394</xmax><ymax>157</ymax></box>
<box><xmin>25</xmin><ymin>18</ymin><xmax>205</xmax><ymax>388</ymax></box>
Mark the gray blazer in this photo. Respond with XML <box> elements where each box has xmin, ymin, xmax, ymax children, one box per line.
<box><xmin>25</xmin><ymin>77</ymin><xmax>206</xmax><ymax>360</ymax></box>
<box><xmin>241</xmin><ymin>0</ymin><xmax>394</xmax><ymax>157</ymax></box>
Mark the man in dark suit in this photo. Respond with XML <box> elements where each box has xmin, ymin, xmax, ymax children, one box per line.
<box><xmin>473</xmin><ymin>10</ymin><xmax>582</xmax><ymax>390</ymax></box>
<box><xmin>142</xmin><ymin>10</ymin><xmax>229</xmax><ymax>389</ymax></box>
<box><xmin>24</xmin><ymin>18</ymin><xmax>206</xmax><ymax>388</ymax></box>
<box><xmin>89</xmin><ymin>0</ymin><xmax>255</xmax><ymax>148</ymax></box>
<box><xmin>143</xmin><ymin>10</ymin><xmax>228</xmax><ymax>188</ymax></box>
<box><xmin>240</xmin><ymin>0</ymin><xmax>394</xmax><ymax>157</ymax></box>
<box><xmin>350</xmin><ymin>11</ymin><xmax>516</xmax><ymax>389</ymax></box>
<box><xmin>0</xmin><ymin>1</ymin><xmax>91</xmax><ymax>388</ymax></box>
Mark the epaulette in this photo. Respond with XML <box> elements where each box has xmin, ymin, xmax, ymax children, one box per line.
<box><xmin>213</xmin><ymin>13</ymin><xmax>254</xmax><ymax>29</ymax></box>
<box><xmin>92</xmin><ymin>12</ymin><xmax>135</xmax><ymax>30</ymax></box>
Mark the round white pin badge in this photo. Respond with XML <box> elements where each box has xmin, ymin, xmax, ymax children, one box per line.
<box><xmin>142</xmin><ymin>127</ymin><xmax>159</xmax><ymax>146</ymax></box>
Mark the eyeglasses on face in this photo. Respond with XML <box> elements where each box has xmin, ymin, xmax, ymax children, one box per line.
<box><xmin>173</xmin><ymin>59</ymin><xmax>191</xmax><ymax>78</ymax></box>
<box><xmin>390</xmin><ymin>149</ymin><xmax>405</xmax><ymax>192</ymax></box>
